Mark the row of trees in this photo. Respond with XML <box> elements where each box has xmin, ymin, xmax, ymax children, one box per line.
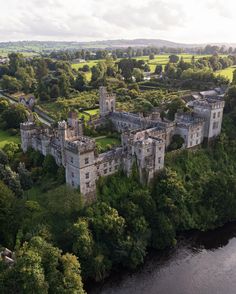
<box><xmin>49</xmin><ymin>45</ymin><xmax>236</xmax><ymax>61</ymax></box>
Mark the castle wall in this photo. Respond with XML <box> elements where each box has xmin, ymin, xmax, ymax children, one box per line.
<box><xmin>175</xmin><ymin>123</ymin><xmax>204</xmax><ymax>148</ymax></box>
<box><xmin>20</xmin><ymin>87</ymin><xmax>225</xmax><ymax>201</ymax></box>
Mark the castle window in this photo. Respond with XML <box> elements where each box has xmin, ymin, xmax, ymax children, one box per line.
<box><xmin>85</xmin><ymin>157</ymin><xmax>89</xmax><ymax>164</ymax></box>
<box><xmin>72</xmin><ymin>180</ymin><xmax>74</xmax><ymax>187</ymax></box>
<box><xmin>158</xmin><ymin>157</ymin><xmax>161</xmax><ymax>164</ymax></box>
<box><xmin>190</xmin><ymin>141</ymin><xmax>193</xmax><ymax>147</ymax></box>
<box><xmin>213</xmin><ymin>122</ymin><xmax>219</xmax><ymax>129</ymax></box>
<box><xmin>71</xmin><ymin>157</ymin><xmax>74</xmax><ymax>163</ymax></box>
<box><xmin>71</xmin><ymin>172</ymin><xmax>74</xmax><ymax>178</ymax></box>
<box><xmin>86</xmin><ymin>182</ymin><xmax>90</xmax><ymax>188</ymax></box>
<box><xmin>109</xmin><ymin>167</ymin><xmax>112</xmax><ymax>172</ymax></box>
<box><xmin>109</xmin><ymin>161</ymin><xmax>112</xmax><ymax>165</ymax></box>
<box><xmin>104</xmin><ymin>169</ymin><xmax>107</xmax><ymax>174</ymax></box>
<box><xmin>213</xmin><ymin>112</ymin><xmax>216</xmax><ymax>119</ymax></box>
<box><xmin>218</xmin><ymin>111</ymin><xmax>221</xmax><ymax>118</ymax></box>
<box><xmin>85</xmin><ymin>172</ymin><xmax>89</xmax><ymax>179</ymax></box>
<box><xmin>159</xmin><ymin>147</ymin><xmax>162</xmax><ymax>151</ymax></box>
<box><xmin>147</xmin><ymin>148</ymin><xmax>150</xmax><ymax>153</ymax></box>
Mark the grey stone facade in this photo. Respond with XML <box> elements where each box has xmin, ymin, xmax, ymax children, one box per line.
<box><xmin>20</xmin><ymin>87</ymin><xmax>225</xmax><ymax>200</ymax></box>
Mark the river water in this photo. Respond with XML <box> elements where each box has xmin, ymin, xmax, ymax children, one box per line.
<box><xmin>89</xmin><ymin>222</ymin><xmax>236</xmax><ymax>294</ymax></box>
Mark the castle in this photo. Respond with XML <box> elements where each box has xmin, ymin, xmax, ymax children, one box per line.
<box><xmin>20</xmin><ymin>86</ymin><xmax>225</xmax><ymax>201</ymax></box>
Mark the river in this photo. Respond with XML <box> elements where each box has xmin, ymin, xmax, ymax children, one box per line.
<box><xmin>89</xmin><ymin>222</ymin><xmax>236</xmax><ymax>294</ymax></box>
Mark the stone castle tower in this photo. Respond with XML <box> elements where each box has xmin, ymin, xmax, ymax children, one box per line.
<box><xmin>99</xmin><ymin>86</ymin><xmax>116</xmax><ymax>116</ymax></box>
<box><xmin>192</xmin><ymin>99</ymin><xmax>225</xmax><ymax>140</ymax></box>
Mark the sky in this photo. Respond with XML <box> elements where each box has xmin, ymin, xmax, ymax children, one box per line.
<box><xmin>0</xmin><ymin>0</ymin><xmax>236</xmax><ymax>43</ymax></box>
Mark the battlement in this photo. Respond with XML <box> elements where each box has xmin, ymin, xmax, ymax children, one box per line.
<box><xmin>192</xmin><ymin>99</ymin><xmax>225</xmax><ymax>110</ymax></box>
<box><xmin>58</xmin><ymin>120</ymin><xmax>67</xmax><ymax>129</ymax></box>
<box><xmin>175</xmin><ymin>111</ymin><xmax>205</xmax><ymax>129</ymax></box>
<box><xmin>65</xmin><ymin>136</ymin><xmax>96</xmax><ymax>154</ymax></box>
<box><xmin>20</xmin><ymin>121</ymin><xmax>36</xmax><ymax>131</ymax></box>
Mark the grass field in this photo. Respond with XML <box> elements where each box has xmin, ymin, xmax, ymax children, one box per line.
<box><xmin>216</xmin><ymin>66</ymin><xmax>236</xmax><ymax>81</ymax></box>
<box><xmin>0</xmin><ymin>50</ymin><xmax>39</xmax><ymax>57</ymax></box>
<box><xmin>71</xmin><ymin>54</ymin><xmax>228</xmax><ymax>80</ymax></box>
<box><xmin>0</xmin><ymin>129</ymin><xmax>20</xmax><ymax>148</ymax></box>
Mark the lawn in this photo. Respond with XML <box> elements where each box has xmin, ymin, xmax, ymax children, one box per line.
<box><xmin>95</xmin><ymin>136</ymin><xmax>120</xmax><ymax>150</ymax></box>
<box><xmin>216</xmin><ymin>66</ymin><xmax>236</xmax><ymax>81</ymax></box>
<box><xmin>0</xmin><ymin>129</ymin><xmax>20</xmax><ymax>148</ymax></box>
<box><xmin>85</xmin><ymin>108</ymin><xmax>99</xmax><ymax>116</ymax></box>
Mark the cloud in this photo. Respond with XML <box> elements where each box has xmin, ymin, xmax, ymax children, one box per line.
<box><xmin>0</xmin><ymin>0</ymin><xmax>236</xmax><ymax>43</ymax></box>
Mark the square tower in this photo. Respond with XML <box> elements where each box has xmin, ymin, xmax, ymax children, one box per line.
<box><xmin>65</xmin><ymin>137</ymin><xmax>97</xmax><ymax>201</ymax></box>
<box><xmin>192</xmin><ymin>98</ymin><xmax>225</xmax><ymax>140</ymax></box>
<box><xmin>99</xmin><ymin>86</ymin><xmax>116</xmax><ymax>117</ymax></box>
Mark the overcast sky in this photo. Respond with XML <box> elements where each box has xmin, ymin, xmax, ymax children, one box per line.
<box><xmin>0</xmin><ymin>0</ymin><xmax>236</xmax><ymax>43</ymax></box>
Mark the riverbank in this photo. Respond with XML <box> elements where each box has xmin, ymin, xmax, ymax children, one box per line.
<box><xmin>88</xmin><ymin>221</ymin><xmax>236</xmax><ymax>294</ymax></box>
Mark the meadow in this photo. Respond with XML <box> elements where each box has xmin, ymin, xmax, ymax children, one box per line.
<box><xmin>71</xmin><ymin>54</ymin><xmax>228</xmax><ymax>80</ymax></box>
<box><xmin>0</xmin><ymin>129</ymin><xmax>20</xmax><ymax>148</ymax></box>
<box><xmin>216</xmin><ymin>66</ymin><xmax>236</xmax><ymax>81</ymax></box>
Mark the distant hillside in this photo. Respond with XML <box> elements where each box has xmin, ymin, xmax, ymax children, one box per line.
<box><xmin>0</xmin><ymin>39</ymin><xmax>235</xmax><ymax>54</ymax></box>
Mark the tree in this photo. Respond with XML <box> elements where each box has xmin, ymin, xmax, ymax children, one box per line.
<box><xmin>169</xmin><ymin>54</ymin><xmax>179</xmax><ymax>63</ymax></box>
<box><xmin>50</xmin><ymin>84</ymin><xmax>60</xmax><ymax>98</ymax></box>
<box><xmin>1</xmin><ymin>104</ymin><xmax>28</xmax><ymax>129</ymax></box>
<box><xmin>0</xmin><ymin>164</ymin><xmax>23</xmax><ymax>197</ymax></box>
<box><xmin>18</xmin><ymin>162</ymin><xmax>33</xmax><ymax>190</ymax></box>
<box><xmin>72</xmin><ymin>218</ymin><xmax>94</xmax><ymax>277</ymax></box>
<box><xmin>232</xmin><ymin>69</ymin><xmax>236</xmax><ymax>85</ymax></box>
<box><xmin>42</xmin><ymin>155</ymin><xmax>58</xmax><ymax>175</ymax></box>
<box><xmin>0</xmin><ymin>99</ymin><xmax>9</xmax><ymax>113</ymax></box>
<box><xmin>36</xmin><ymin>59</ymin><xmax>48</xmax><ymax>79</ymax></box>
<box><xmin>3</xmin><ymin>142</ymin><xmax>19</xmax><ymax>161</ymax></box>
<box><xmin>15</xmin><ymin>66</ymin><xmax>36</xmax><ymax>93</ymax></box>
<box><xmin>0</xmin><ymin>181</ymin><xmax>17</xmax><ymax>245</ymax></box>
<box><xmin>132</xmin><ymin>68</ymin><xmax>143</xmax><ymax>82</ymax></box>
<box><xmin>166</xmin><ymin>97</ymin><xmax>186</xmax><ymax>120</ymax></box>
<box><xmin>60</xmin><ymin>253</ymin><xmax>85</xmax><ymax>294</ymax></box>
<box><xmin>168</xmin><ymin>134</ymin><xmax>185</xmax><ymax>151</ymax></box>
<box><xmin>0</xmin><ymin>149</ymin><xmax>9</xmax><ymax>165</ymax></box>
<box><xmin>81</xmin><ymin>64</ymin><xmax>90</xmax><ymax>72</ymax></box>
<box><xmin>58</xmin><ymin>72</ymin><xmax>70</xmax><ymax>97</ymax></box>
<box><xmin>154</xmin><ymin>64</ymin><xmax>163</xmax><ymax>75</ymax></box>
<box><xmin>8</xmin><ymin>52</ymin><xmax>25</xmax><ymax>74</ymax></box>
<box><xmin>149</xmin><ymin>53</ymin><xmax>155</xmax><ymax>60</ymax></box>
<box><xmin>0</xmin><ymin>236</ymin><xmax>85</xmax><ymax>293</ymax></box>
<box><xmin>74</xmin><ymin>72</ymin><xmax>87</xmax><ymax>91</ymax></box>
<box><xmin>1</xmin><ymin>75</ymin><xmax>22</xmax><ymax>93</ymax></box>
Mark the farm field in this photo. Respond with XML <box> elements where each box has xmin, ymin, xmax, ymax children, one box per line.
<box><xmin>0</xmin><ymin>129</ymin><xmax>20</xmax><ymax>148</ymax></box>
<box><xmin>71</xmin><ymin>54</ymin><xmax>228</xmax><ymax>80</ymax></box>
<box><xmin>216</xmin><ymin>66</ymin><xmax>236</xmax><ymax>81</ymax></box>
<box><xmin>0</xmin><ymin>50</ymin><xmax>39</xmax><ymax>57</ymax></box>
